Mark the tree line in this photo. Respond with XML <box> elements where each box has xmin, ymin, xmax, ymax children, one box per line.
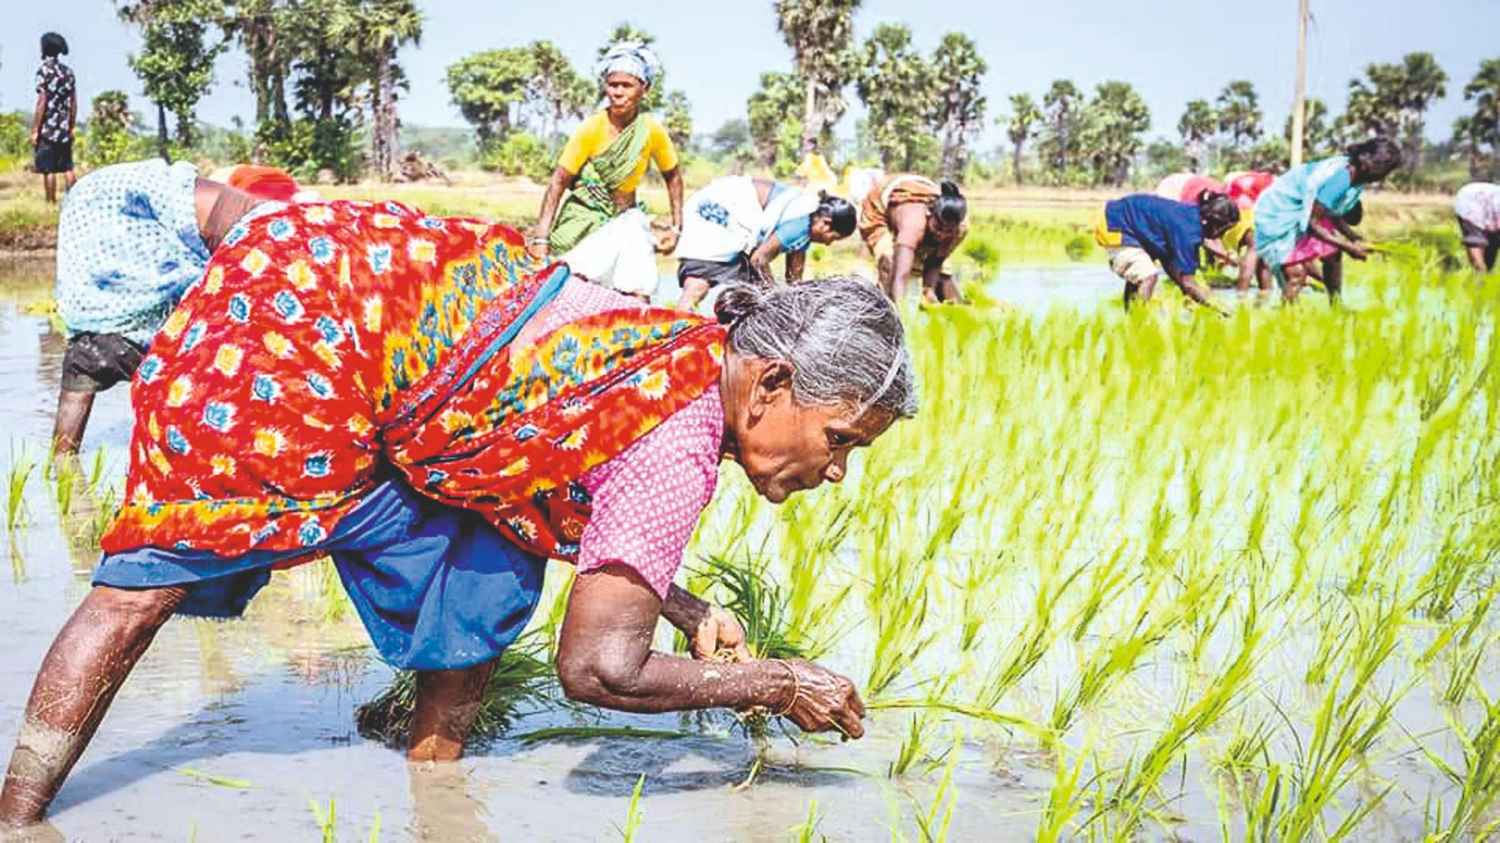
<box><xmin>1007</xmin><ymin>53</ymin><xmax>1499</xmax><ymax>187</ymax></box>
<box><xmin>13</xmin><ymin>1</ymin><xmax>1494</xmax><ymax>189</ymax></box>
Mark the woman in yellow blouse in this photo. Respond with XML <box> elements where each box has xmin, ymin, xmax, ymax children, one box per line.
<box><xmin>527</xmin><ymin>42</ymin><xmax>684</xmax><ymax>263</ymax></box>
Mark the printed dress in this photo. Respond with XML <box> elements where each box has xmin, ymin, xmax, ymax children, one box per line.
<box><xmin>97</xmin><ymin>201</ymin><xmax>727</xmax><ymax>669</ymax></box>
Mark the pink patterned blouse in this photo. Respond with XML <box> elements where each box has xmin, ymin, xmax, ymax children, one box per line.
<box><xmin>515</xmin><ymin>276</ymin><xmax>725</xmax><ymax>599</ymax></box>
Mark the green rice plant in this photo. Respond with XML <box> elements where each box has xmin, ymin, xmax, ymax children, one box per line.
<box><xmin>908</xmin><ymin>732</ymin><xmax>961</xmax><ymax>843</ymax></box>
<box><xmin>697</xmin><ymin>552</ymin><xmax>813</xmax><ymax>661</ymax></box>
<box><xmin>177</xmin><ymin>767</ymin><xmax>253</xmax><ymax>790</ymax></box>
<box><xmin>619</xmin><ymin>774</ymin><xmax>645</xmax><ymax>843</ymax></box>
<box><xmin>1034</xmin><ymin>745</ymin><xmax>1099</xmax><ymax>843</ymax></box>
<box><xmin>355</xmin><ymin>629</ymin><xmax>559</xmax><ymax>747</ymax></box>
<box><xmin>51</xmin><ymin>455</ymin><xmax>79</xmax><ymax>519</ymax></box>
<box><xmin>1047</xmin><ymin>573</ymin><xmax>1184</xmax><ymax>740</ymax></box>
<box><xmin>1415</xmin><ymin>687</ymin><xmax>1500</xmax><ymax>841</ymax></box>
<box><xmin>6</xmin><ymin>443</ymin><xmax>36</xmax><ymax>533</ymax></box>
<box><xmin>309</xmin><ymin>797</ymin><xmax>336</xmax><ymax>843</ymax></box>
<box><xmin>790</xmin><ymin>798</ymin><xmax>826</xmax><ymax>843</ymax></box>
<box><xmin>1106</xmin><ymin>598</ymin><xmax>1263</xmax><ymax>832</ymax></box>
<box><xmin>1269</xmin><ymin>595</ymin><xmax>1411</xmax><ymax>841</ymax></box>
<box><xmin>974</xmin><ymin>561</ymin><xmax>1087</xmax><ymax>711</ymax></box>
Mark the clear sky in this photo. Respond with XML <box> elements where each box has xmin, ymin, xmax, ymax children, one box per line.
<box><xmin>1</xmin><ymin>0</ymin><xmax>1494</xmax><ymax>149</ymax></box>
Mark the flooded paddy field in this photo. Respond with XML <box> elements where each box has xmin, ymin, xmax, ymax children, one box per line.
<box><xmin>3</xmin><ymin>250</ymin><xmax>1499</xmax><ymax>841</ymax></box>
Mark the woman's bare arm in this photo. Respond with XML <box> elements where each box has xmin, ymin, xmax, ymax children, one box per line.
<box><xmin>557</xmin><ymin>566</ymin><xmax>865</xmax><ymax>736</ymax></box>
<box><xmin>529</xmin><ymin>166</ymin><xmax>577</xmax><ymax>259</ymax></box>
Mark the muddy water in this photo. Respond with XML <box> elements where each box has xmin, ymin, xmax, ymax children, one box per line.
<box><xmin>0</xmin><ymin>259</ymin><xmax>1131</xmax><ymax>841</ymax></box>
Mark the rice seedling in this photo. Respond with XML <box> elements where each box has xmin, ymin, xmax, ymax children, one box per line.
<box><xmin>6</xmin><ymin>442</ymin><xmax>36</xmax><ymax>533</ymax></box>
<box><xmin>355</xmin><ymin>629</ymin><xmax>558</xmax><ymax>747</ymax></box>
<box><xmin>309</xmin><ymin>797</ymin><xmax>337</xmax><ymax>843</ymax></box>
<box><xmin>619</xmin><ymin>774</ymin><xmax>645</xmax><ymax>843</ymax></box>
<box><xmin>790</xmin><ymin>798</ymin><xmax>826</xmax><ymax>843</ymax></box>
<box><xmin>908</xmin><ymin>732</ymin><xmax>962</xmax><ymax>843</ymax></box>
<box><xmin>177</xmin><ymin>767</ymin><xmax>253</xmax><ymax>790</ymax></box>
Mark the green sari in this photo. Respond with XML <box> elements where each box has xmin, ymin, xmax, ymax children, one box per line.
<box><xmin>548</xmin><ymin>116</ymin><xmax>651</xmax><ymax>253</ymax></box>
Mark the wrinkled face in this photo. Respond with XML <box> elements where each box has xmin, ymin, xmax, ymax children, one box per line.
<box><xmin>809</xmin><ymin>215</ymin><xmax>844</xmax><ymax>245</ymax></box>
<box><xmin>726</xmin><ymin>358</ymin><xmax>896</xmax><ymax>503</ymax></box>
<box><xmin>604</xmin><ymin>73</ymin><xmax>646</xmax><ymax>116</ymax></box>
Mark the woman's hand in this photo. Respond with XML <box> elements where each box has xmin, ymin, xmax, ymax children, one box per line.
<box><xmin>526</xmin><ymin>233</ymin><xmax>552</xmax><ymax>262</ymax></box>
<box><xmin>655</xmin><ymin>227</ymin><xmax>680</xmax><ymax>255</ymax></box>
<box><xmin>662</xmin><ymin>584</ymin><xmax>751</xmax><ymax>661</ymax></box>
<box><xmin>690</xmin><ymin>605</ymin><xmax>751</xmax><ymax>662</ymax></box>
<box><xmin>777</xmin><ymin>660</ymin><xmax>866</xmax><ymax>739</ymax></box>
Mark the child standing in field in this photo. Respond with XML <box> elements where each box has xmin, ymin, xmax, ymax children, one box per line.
<box><xmin>1094</xmin><ymin>193</ymin><xmax>1240</xmax><ymax>314</ymax></box>
<box><xmin>31</xmin><ymin>32</ymin><xmax>77</xmax><ymax>204</ymax></box>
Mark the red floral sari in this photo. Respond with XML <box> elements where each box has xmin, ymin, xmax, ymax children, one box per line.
<box><xmin>102</xmin><ymin>200</ymin><xmax>725</xmax><ymax>564</ymax></box>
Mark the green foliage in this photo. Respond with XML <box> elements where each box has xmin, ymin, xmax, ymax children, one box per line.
<box><xmin>855</xmin><ymin>23</ymin><xmax>935</xmax><ymax>171</ymax></box>
<box><xmin>481</xmin><ymin>131</ymin><xmax>552</xmax><ymax>183</ymax></box>
<box><xmin>1080</xmin><ymin>80</ymin><xmax>1150</xmax><ymax>186</ymax></box>
<box><xmin>929</xmin><ymin>33</ymin><xmax>987</xmax><ymax>179</ymax></box>
<box><xmin>747</xmin><ymin>71</ymin><xmax>805</xmax><ymax>171</ymax></box>
<box><xmin>258</xmin><ymin>117</ymin><xmax>363</xmax><ymax>183</ymax></box>
<box><xmin>1454</xmin><ymin>58</ymin><xmax>1500</xmax><ymax>179</ymax></box>
<box><xmin>81</xmin><ymin>91</ymin><xmax>138</xmax><ymax>168</ymax></box>
<box><xmin>119</xmin><ymin>0</ymin><xmax>228</xmax><ymax>151</ymax></box>
<box><xmin>661</xmin><ymin>90</ymin><xmax>693</xmax><ymax>151</ymax></box>
<box><xmin>1178</xmin><ymin>98</ymin><xmax>1217</xmax><ymax>170</ymax></box>
<box><xmin>774</xmin><ymin>0</ymin><xmax>859</xmax><ymax>157</ymax></box>
<box><xmin>1003</xmin><ymin>93</ymin><xmax>1042</xmax><ymax>186</ymax></box>
<box><xmin>1215</xmin><ymin>79</ymin><xmax>1263</xmax><ymax>168</ymax></box>
<box><xmin>446</xmin><ymin>47</ymin><xmax>536</xmax><ymax>144</ymax></box>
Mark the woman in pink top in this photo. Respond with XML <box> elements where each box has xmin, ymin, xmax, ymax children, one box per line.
<box><xmin>0</xmin><ymin>199</ymin><xmax>917</xmax><ymax>828</ymax></box>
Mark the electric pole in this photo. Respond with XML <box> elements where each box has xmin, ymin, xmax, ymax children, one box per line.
<box><xmin>1290</xmin><ymin>0</ymin><xmax>1310</xmax><ymax>167</ymax></box>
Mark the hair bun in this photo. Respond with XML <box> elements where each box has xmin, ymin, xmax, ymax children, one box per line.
<box><xmin>940</xmin><ymin>180</ymin><xmax>961</xmax><ymax>198</ymax></box>
<box><xmin>714</xmin><ymin>285</ymin><xmax>766</xmax><ymax>326</ymax></box>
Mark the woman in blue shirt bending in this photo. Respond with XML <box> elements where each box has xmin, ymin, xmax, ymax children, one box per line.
<box><xmin>1095</xmin><ymin>192</ymin><xmax>1241</xmax><ymax>314</ymax></box>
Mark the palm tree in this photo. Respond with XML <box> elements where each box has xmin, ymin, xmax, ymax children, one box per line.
<box><xmin>1461</xmin><ymin>59</ymin><xmax>1500</xmax><ymax>178</ymax></box>
<box><xmin>930</xmin><ymin>33</ymin><xmax>987</xmax><ymax>180</ymax></box>
<box><xmin>1394</xmin><ymin>52</ymin><xmax>1447</xmax><ymax>172</ymax></box>
<box><xmin>773</xmin><ymin>0</ymin><xmax>860</xmax><ymax>159</ymax></box>
<box><xmin>1177</xmin><ymin>99</ymin><xmax>1216</xmax><ymax>171</ymax></box>
<box><xmin>1215</xmin><ymin>81</ymin><xmax>1263</xmax><ymax>157</ymax></box>
<box><xmin>1042</xmin><ymin>80</ymin><xmax>1082</xmax><ymax>176</ymax></box>
<box><xmin>1005</xmin><ymin>94</ymin><xmax>1041</xmax><ymax>186</ymax></box>
<box><xmin>339</xmin><ymin>0</ymin><xmax>423</xmax><ymax>181</ymax></box>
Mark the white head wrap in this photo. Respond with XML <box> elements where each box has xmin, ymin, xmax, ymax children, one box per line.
<box><xmin>596</xmin><ymin>41</ymin><xmax>662</xmax><ymax>88</ymax></box>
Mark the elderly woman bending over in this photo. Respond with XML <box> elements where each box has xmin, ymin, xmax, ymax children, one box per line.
<box><xmin>0</xmin><ymin>194</ymin><xmax>913</xmax><ymax>827</ymax></box>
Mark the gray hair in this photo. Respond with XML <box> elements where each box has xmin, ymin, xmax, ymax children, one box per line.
<box><xmin>714</xmin><ymin>277</ymin><xmax>918</xmax><ymax>419</ymax></box>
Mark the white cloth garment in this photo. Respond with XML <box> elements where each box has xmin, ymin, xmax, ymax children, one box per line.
<box><xmin>560</xmin><ymin>208</ymin><xmax>660</xmax><ymax>297</ymax></box>
<box><xmin>676</xmin><ymin>176</ymin><xmax>817</xmax><ymax>264</ymax></box>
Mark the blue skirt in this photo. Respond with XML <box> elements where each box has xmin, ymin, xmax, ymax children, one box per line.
<box><xmin>93</xmin><ymin>479</ymin><xmax>545</xmax><ymax>671</ymax></box>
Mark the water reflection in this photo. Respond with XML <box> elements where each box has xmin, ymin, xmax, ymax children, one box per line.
<box><xmin>407</xmin><ymin>762</ymin><xmax>494</xmax><ymax>842</ymax></box>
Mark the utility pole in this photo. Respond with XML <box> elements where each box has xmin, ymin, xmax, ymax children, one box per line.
<box><xmin>1290</xmin><ymin>0</ymin><xmax>1310</xmax><ymax>167</ymax></box>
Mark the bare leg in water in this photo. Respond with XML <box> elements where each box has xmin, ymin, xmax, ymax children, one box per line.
<box><xmin>50</xmin><ymin>391</ymin><xmax>93</xmax><ymax>457</ymax></box>
<box><xmin>0</xmin><ymin>585</ymin><xmax>497</xmax><ymax>826</ymax></box>
<box><xmin>0</xmin><ymin>585</ymin><xmax>186</xmax><ymax>827</ymax></box>
<box><xmin>407</xmin><ymin>661</ymin><xmax>497</xmax><ymax>762</ymax></box>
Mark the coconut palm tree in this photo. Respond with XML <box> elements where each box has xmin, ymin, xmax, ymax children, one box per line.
<box><xmin>1177</xmin><ymin>99</ymin><xmax>1217</xmax><ymax>172</ymax></box>
<box><xmin>1006</xmin><ymin>94</ymin><xmax>1042</xmax><ymax>186</ymax></box>
<box><xmin>773</xmin><ymin>0</ymin><xmax>860</xmax><ymax>159</ymax></box>
<box><xmin>339</xmin><ymin>0</ymin><xmax>422</xmax><ymax>181</ymax></box>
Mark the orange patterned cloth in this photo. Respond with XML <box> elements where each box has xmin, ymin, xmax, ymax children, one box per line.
<box><xmin>102</xmin><ymin>200</ymin><xmax>725</xmax><ymax>564</ymax></box>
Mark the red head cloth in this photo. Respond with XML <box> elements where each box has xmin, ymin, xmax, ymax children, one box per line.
<box><xmin>227</xmin><ymin>165</ymin><xmax>301</xmax><ymax>202</ymax></box>
<box><xmin>1228</xmin><ymin>172</ymin><xmax>1274</xmax><ymax>210</ymax></box>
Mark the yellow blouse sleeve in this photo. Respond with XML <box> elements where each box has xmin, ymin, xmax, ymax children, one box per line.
<box><xmin>648</xmin><ymin>118</ymin><xmax>680</xmax><ymax>173</ymax></box>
